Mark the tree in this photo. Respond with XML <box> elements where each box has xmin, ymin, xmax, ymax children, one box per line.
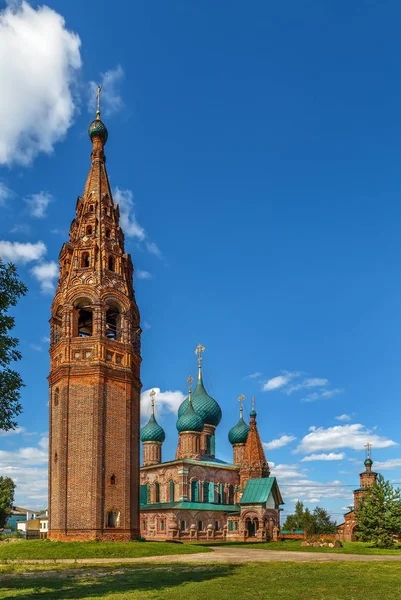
<box><xmin>282</xmin><ymin>501</ymin><xmax>337</xmax><ymax>535</ymax></box>
<box><xmin>355</xmin><ymin>475</ymin><xmax>401</xmax><ymax>548</ymax></box>
<box><xmin>0</xmin><ymin>476</ymin><xmax>16</xmax><ymax>528</ymax></box>
<box><xmin>311</xmin><ymin>506</ymin><xmax>337</xmax><ymax>535</ymax></box>
<box><xmin>0</xmin><ymin>260</ymin><xmax>27</xmax><ymax>431</ymax></box>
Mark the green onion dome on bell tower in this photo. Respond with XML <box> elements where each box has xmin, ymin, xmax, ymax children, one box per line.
<box><xmin>177</xmin><ymin>345</ymin><xmax>222</xmax><ymax>427</ymax></box>
<box><xmin>176</xmin><ymin>389</ymin><xmax>204</xmax><ymax>433</ymax></box>
<box><xmin>228</xmin><ymin>396</ymin><xmax>250</xmax><ymax>444</ymax></box>
<box><xmin>88</xmin><ymin>86</ymin><xmax>108</xmax><ymax>144</ymax></box>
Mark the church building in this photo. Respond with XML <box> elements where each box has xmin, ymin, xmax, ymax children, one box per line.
<box><xmin>139</xmin><ymin>346</ymin><xmax>284</xmax><ymax>541</ymax></box>
<box><xmin>337</xmin><ymin>445</ymin><xmax>378</xmax><ymax>542</ymax></box>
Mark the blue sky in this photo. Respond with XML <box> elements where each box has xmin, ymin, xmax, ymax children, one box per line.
<box><xmin>0</xmin><ymin>0</ymin><xmax>401</xmax><ymax>521</ymax></box>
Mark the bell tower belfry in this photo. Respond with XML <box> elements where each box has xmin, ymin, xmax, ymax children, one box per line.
<box><xmin>48</xmin><ymin>93</ymin><xmax>142</xmax><ymax>541</ymax></box>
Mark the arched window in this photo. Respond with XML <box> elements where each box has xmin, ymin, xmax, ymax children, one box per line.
<box><xmin>77</xmin><ymin>307</ymin><xmax>93</xmax><ymax>337</ymax></box>
<box><xmin>54</xmin><ymin>388</ymin><xmax>59</xmax><ymax>406</ymax></box>
<box><xmin>147</xmin><ymin>484</ymin><xmax>151</xmax><ymax>504</ymax></box>
<box><xmin>215</xmin><ymin>521</ymin><xmax>220</xmax><ymax>531</ymax></box>
<box><xmin>180</xmin><ymin>520</ymin><xmax>186</xmax><ymax>531</ymax></box>
<box><xmin>108</xmin><ymin>256</ymin><xmax>115</xmax><ymax>272</ymax></box>
<box><xmin>203</xmin><ymin>481</ymin><xmax>209</xmax><ymax>504</ymax></box>
<box><xmin>89</xmin><ymin>204</ymin><xmax>94</xmax><ymax>212</ymax></box>
<box><xmin>228</xmin><ymin>484</ymin><xmax>234</xmax><ymax>504</ymax></box>
<box><xmin>86</xmin><ymin>225</ymin><xmax>92</xmax><ymax>235</ymax></box>
<box><xmin>209</xmin><ymin>483</ymin><xmax>215</xmax><ymax>503</ymax></box>
<box><xmin>110</xmin><ymin>474</ymin><xmax>116</xmax><ymax>485</ymax></box>
<box><xmin>105</xmin><ymin>306</ymin><xmax>120</xmax><ymax>340</ymax></box>
<box><xmin>198</xmin><ymin>521</ymin><xmax>203</xmax><ymax>531</ymax></box>
<box><xmin>107</xmin><ymin>510</ymin><xmax>120</xmax><ymax>528</ymax></box>
<box><xmin>169</xmin><ymin>481</ymin><xmax>175</xmax><ymax>502</ymax></box>
<box><xmin>81</xmin><ymin>252</ymin><xmax>90</xmax><ymax>268</ymax></box>
<box><xmin>155</xmin><ymin>482</ymin><xmax>160</xmax><ymax>503</ymax></box>
<box><xmin>191</xmin><ymin>479</ymin><xmax>199</xmax><ymax>502</ymax></box>
<box><xmin>105</xmin><ymin>228</ymin><xmax>111</xmax><ymax>239</ymax></box>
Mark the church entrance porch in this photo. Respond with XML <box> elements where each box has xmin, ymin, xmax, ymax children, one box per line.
<box><xmin>246</xmin><ymin>518</ymin><xmax>258</xmax><ymax>537</ymax></box>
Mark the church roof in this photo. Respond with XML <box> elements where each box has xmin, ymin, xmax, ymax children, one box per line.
<box><xmin>240</xmin><ymin>477</ymin><xmax>284</xmax><ymax>505</ymax></box>
<box><xmin>140</xmin><ymin>413</ymin><xmax>165</xmax><ymax>443</ymax></box>
<box><xmin>241</xmin><ymin>409</ymin><xmax>269</xmax><ymax>474</ymax></box>
<box><xmin>178</xmin><ymin>364</ymin><xmax>222</xmax><ymax>427</ymax></box>
<box><xmin>228</xmin><ymin>414</ymin><xmax>249</xmax><ymax>445</ymax></box>
<box><xmin>176</xmin><ymin>394</ymin><xmax>204</xmax><ymax>433</ymax></box>
<box><xmin>140</xmin><ymin>501</ymin><xmax>239</xmax><ymax>512</ymax></box>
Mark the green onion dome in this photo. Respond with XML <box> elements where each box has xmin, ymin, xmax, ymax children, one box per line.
<box><xmin>178</xmin><ymin>369</ymin><xmax>222</xmax><ymax>427</ymax></box>
<box><xmin>364</xmin><ymin>458</ymin><xmax>373</xmax><ymax>467</ymax></box>
<box><xmin>250</xmin><ymin>409</ymin><xmax>257</xmax><ymax>418</ymax></box>
<box><xmin>176</xmin><ymin>399</ymin><xmax>204</xmax><ymax>433</ymax></box>
<box><xmin>88</xmin><ymin>117</ymin><xmax>108</xmax><ymax>144</ymax></box>
<box><xmin>228</xmin><ymin>415</ymin><xmax>250</xmax><ymax>445</ymax></box>
<box><xmin>140</xmin><ymin>414</ymin><xmax>165</xmax><ymax>443</ymax></box>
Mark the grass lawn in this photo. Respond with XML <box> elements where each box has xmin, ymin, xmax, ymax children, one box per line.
<box><xmin>0</xmin><ymin>540</ymin><xmax>210</xmax><ymax>561</ymax></box>
<box><xmin>0</xmin><ymin>562</ymin><xmax>400</xmax><ymax>599</ymax></box>
<box><xmin>202</xmin><ymin>540</ymin><xmax>401</xmax><ymax>555</ymax></box>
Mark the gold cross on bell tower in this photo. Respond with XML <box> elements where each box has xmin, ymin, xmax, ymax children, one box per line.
<box><xmin>96</xmin><ymin>85</ymin><xmax>102</xmax><ymax>120</ymax></box>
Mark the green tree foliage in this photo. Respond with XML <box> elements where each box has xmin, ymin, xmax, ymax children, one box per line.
<box><xmin>0</xmin><ymin>260</ymin><xmax>27</xmax><ymax>431</ymax></box>
<box><xmin>355</xmin><ymin>474</ymin><xmax>401</xmax><ymax>548</ymax></box>
<box><xmin>0</xmin><ymin>476</ymin><xmax>16</xmax><ymax>528</ymax></box>
<box><xmin>282</xmin><ymin>501</ymin><xmax>337</xmax><ymax>535</ymax></box>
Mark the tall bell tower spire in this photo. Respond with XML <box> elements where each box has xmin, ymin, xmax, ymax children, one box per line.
<box><xmin>48</xmin><ymin>96</ymin><xmax>142</xmax><ymax>541</ymax></box>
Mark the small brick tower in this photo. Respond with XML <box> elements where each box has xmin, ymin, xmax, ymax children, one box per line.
<box><xmin>239</xmin><ymin>398</ymin><xmax>270</xmax><ymax>496</ymax></box>
<box><xmin>48</xmin><ymin>91</ymin><xmax>142</xmax><ymax>541</ymax></box>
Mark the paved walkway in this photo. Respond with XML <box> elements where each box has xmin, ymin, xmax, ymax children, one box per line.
<box><xmin>4</xmin><ymin>547</ymin><xmax>401</xmax><ymax>565</ymax></box>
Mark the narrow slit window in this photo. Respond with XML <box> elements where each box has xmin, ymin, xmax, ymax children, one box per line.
<box><xmin>110</xmin><ymin>474</ymin><xmax>116</xmax><ymax>485</ymax></box>
<box><xmin>54</xmin><ymin>388</ymin><xmax>59</xmax><ymax>406</ymax></box>
<box><xmin>86</xmin><ymin>225</ymin><xmax>92</xmax><ymax>235</ymax></box>
<box><xmin>81</xmin><ymin>252</ymin><xmax>90</xmax><ymax>268</ymax></box>
<box><xmin>105</xmin><ymin>228</ymin><xmax>111</xmax><ymax>239</ymax></box>
<box><xmin>108</xmin><ymin>256</ymin><xmax>115</xmax><ymax>271</ymax></box>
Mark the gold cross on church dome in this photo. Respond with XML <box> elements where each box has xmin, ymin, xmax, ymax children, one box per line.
<box><xmin>195</xmin><ymin>344</ymin><xmax>205</xmax><ymax>365</ymax></box>
<box><xmin>150</xmin><ymin>389</ymin><xmax>156</xmax><ymax>413</ymax></box>
<box><xmin>251</xmin><ymin>396</ymin><xmax>255</xmax><ymax>411</ymax></box>
<box><xmin>238</xmin><ymin>394</ymin><xmax>246</xmax><ymax>409</ymax></box>
<box><xmin>365</xmin><ymin>442</ymin><xmax>372</xmax><ymax>459</ymax></box>
<box><xmin>187</xmin><ymin>375</ymin><xmax>194</xmax><ymax>392</ymax></box>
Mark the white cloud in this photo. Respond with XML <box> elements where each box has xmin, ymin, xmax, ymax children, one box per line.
<box><xmin>41</xmin><ymin>336</ymin><xmax>50</xmax><ymax>343</ymax></box>
<box><xmin>136</xmin><ymin>269</ymin><xmax>152</xmax><ymax>280</ymax></box>
<box><xmin>113</xmin><ymin>187</ymin><xmax>145</xmax><ymax>240</ymax></box>
<box><xmin>10</xmin><ymin>223</ymin><xmax>31</xmax><ymax>235</ymax></box>
<box><xmin>301</xmin><ymin>388</ymin><xmax>344</xmax><ymax>402</ymax></box>
<box><xmin>142</xmin><ymin>321</ymin><xmax>151</xmax><ymax>331</ymax></box>
<box><xmin>269</xmin><ymin>463</ymin><xmax>350</xmax><ymax>503</ymax></box>
<box><xmin>31</xmin><ymin>260</ymin><xmax>58</xmax><ymax>293</ymax></box>
<box><xmin>263</xmin><ymin>435</ymin><xmax>297</xmax><ymax>451</ymax></box>
<box><xmin>30</xmin><ymin>344</ymin><xmax>43</xmax><ymax>352</ymax></box>
<box><xmin>296</xmin><ymin>424</ymin><xmax>397</xmax><ymax>454</ymax></box>
<box><xmin>0</xmin><ymin>1</ymin><xmax>81</xmax><ymax>166</ymax></box>
<box><xmin>245</xmin><ymin>372</ymin><xmax>261</xmax><ymax>379</ymax></box>
<box><xmin>301</xmin><ymin>452</ymin><xmax>346</xmax><ymax>462</ymax></box>
<box><xmin>336</xmin><ymin>414</ymin><xmax>351</xmax><ymax>422</ymax></box>
<box><xmin>374</xmin><ymin>458</ymin><xmax>401</xmax><ymax>470</ymax></box>
<box><xmin>262</xmin><ymin>371</ymin><xmax>300</xmax><ymax>392</ymax></box>
<box><xmin>0</xmin><ymin>240</ymin><xmax>47</xmax><ymax>263</ymax></box>
<box><xmin>113</xmin><ymin>187</ymin><xmax>161</xmax><ymax>257</ymax></box>
<box><xmin>0</xmin><ymin>427</ymin><xmax>26</xmax><ymax>437</ymax></box>
<box><xmin>287</xmin><ymin>378</ymin><xmax>329</xmax><ymax>394</ymax></box>
<box><xmin>141</xmin><ymin>388</ymin><xmax>185</xmax><ymax>420</ymax></box>
<box><xmin>88</xmin><ymin>65</ymin><xmax>124</xmax><ymax>117</ymax></box>
<box><xmin>24</xmin><ymin>191</ymin><xmax>52</xmax><ymax>218</ymax></box>
<box><xmin>145</xmin><ymin>241</ymin><xmax>162</xmax><ymax>257</ymax></box>
<box><xmin>0</xmin><ymin>182</ymin><xmax>12</xmax><ymax>206</ymax></box>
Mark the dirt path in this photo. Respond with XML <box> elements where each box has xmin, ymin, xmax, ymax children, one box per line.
<box><xmin>3</xmin><ymin>547</ymin><xmax>401</xmax><ymax>565</ymax></box>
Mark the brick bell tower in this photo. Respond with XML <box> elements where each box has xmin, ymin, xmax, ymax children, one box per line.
<box><xmin>48</xmin><ymin>90</ymin><xmax>142</xmax><ymax>541</ymax></box>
